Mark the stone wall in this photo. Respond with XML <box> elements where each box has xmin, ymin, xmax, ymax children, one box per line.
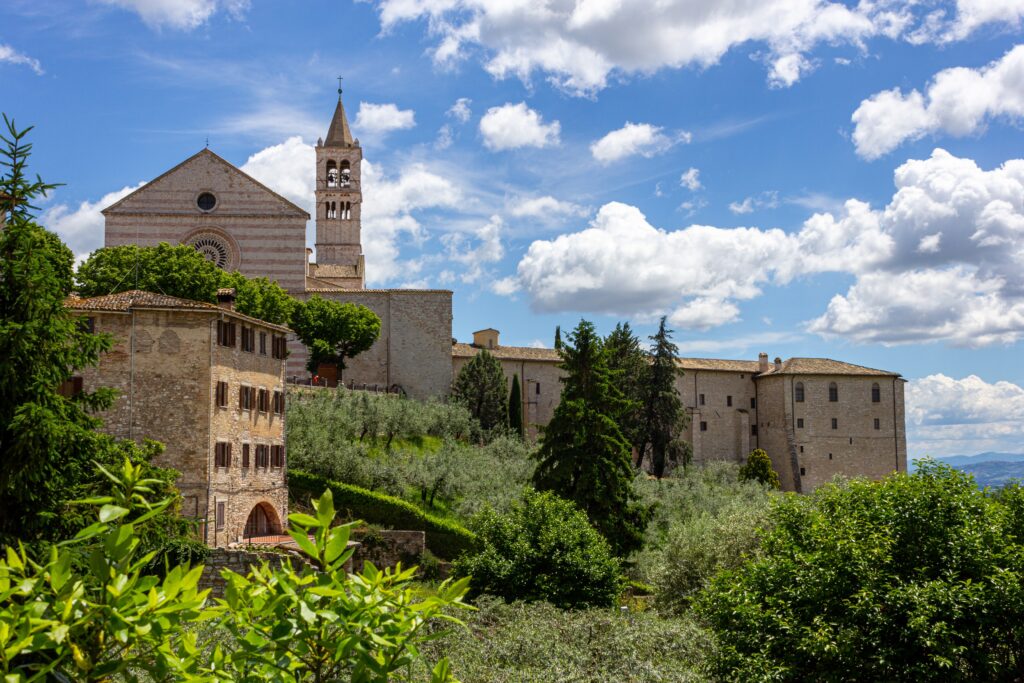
<box><xmin>350</xmin><ymin>530</ymin><xmax>426</xmax><ymax>573</ymax></box>
<box><xmin>452</xmin><ymin>354</ymin><xmax>564</xmax><ymax>440</ymax></box>
<box><xmin>677</xmin><ymin>370</ymin><xmax>759</xmax><ymax>465</ymax></box>
<box><xmin>198</xmin><ymin>547</ymin><xmax>320</xmax><ymax>599</ymax></box>
<box><xmin>289</xmin><ymin>289</ymin><xmax>454</xmax><ymax>400</ymax></box>
<box><xmin>104</xmin><ymin>150</ymin><xmax>309</xmax><ymax>294</ymax></box>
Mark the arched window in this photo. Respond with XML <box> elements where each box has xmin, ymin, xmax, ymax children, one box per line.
<box><xmin>339</xmin><ymin>160</ymin><xmax>351</xmax><ymax>187</ymax></box>
<box><xmin>326</xmin><ymin>160</ymin><xmax>338</xmax><ymax>188</ymax></box>
<box><xmin>326</xmin><ymin>201</ymin><xmax>337</xmax><ymax>219</ymax></box>
<box><xmin>795</xmin><ymin>382</ymin><xmax>804</xmax><ymax>402</ymax></box>
<box><xmin>829</xmin><ymin>382</ymin><xmax>838</xmax><ymax>402</ymax></box>
<box><xmin>871</xmin><ymin>382</ymin><xmax>881</xmax><ymax>403</ymax></box>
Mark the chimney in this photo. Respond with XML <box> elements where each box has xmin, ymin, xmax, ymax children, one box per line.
<box><xmin>305</xmin><ymin>248</ymin><xmax>313</xmax><ymax>276</ymax></box>
<box><xmin>216</xmin><ymin>288</ymin><xmax>236</xmax><ymax>310</ymax></box>
<box><xmin>758</xmin><ymin>352</ymin><xmax>769</xmax><ymax>373</ymax></box>
<box><xmin>774</xmin><ymin>357</ymin><xmax>782</xmax><ymax>371</ymax></box>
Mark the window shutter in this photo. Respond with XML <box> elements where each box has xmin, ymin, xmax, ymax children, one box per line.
<box><xmin>226</xmin><ymin>443</ymin><xmax>232</xmax><ymax>467</ymax></box>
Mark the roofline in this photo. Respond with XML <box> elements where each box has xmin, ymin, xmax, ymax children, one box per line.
<box><xmin>68</xmin><ymin>298</ymin><xmax>292</xmax><ymax>334</ymax></box>
<box><xmin>101</xmin><ymin>148</ymin><xmax>310</xmax><ymax>219</ymax></box>
<box><xmin>305</xmin><ymin>288</ymin><xmax>454</xmax><ymax>294</ymax></box>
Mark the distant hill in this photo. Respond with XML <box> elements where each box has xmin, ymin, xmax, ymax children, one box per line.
<box><xmin>910</xmin><ymin>452</ymin><xmax>1024</xmax><ymax>488</ymax></box>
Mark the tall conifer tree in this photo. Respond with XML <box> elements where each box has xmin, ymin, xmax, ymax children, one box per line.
<box><xmin>452</xmin><ymin>349</ymin><xmax>508</xmax><ymax>432</ymax></box>
<box><xmin>532</xmin><ymin>320</ymin><xmax>649</xmax><ymax>556</ymax></box>
<box><xmin>639</xmin><ymin>316</ymin><xmax>686</xmax><ymax>478</ymax></box>
<box><xmin>508</xmin><ymin>373</ymin><xmax>524</xmax><ymax>437</ymax></box>
<box><xmin>604</xmin><ymin>322</ymin><xmax>645</xmax><ymax>453</ymax></box>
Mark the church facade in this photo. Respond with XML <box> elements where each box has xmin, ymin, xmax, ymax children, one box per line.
<box><xmin>102</xmin><ymin>94</ymin><xmax>453</xmax><ymax>399</ymax></box>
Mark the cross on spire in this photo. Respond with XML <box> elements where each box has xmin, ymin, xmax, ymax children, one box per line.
<box><xmin>337</xmin><ymin>75</ymin><xmax>343</xmax><ymax>100</ymax></box>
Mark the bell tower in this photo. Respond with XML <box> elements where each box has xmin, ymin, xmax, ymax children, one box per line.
<box><xmin>313</xmin><ymin>83</ymin><xmax>365</xmax><ymax>287</ymax></box>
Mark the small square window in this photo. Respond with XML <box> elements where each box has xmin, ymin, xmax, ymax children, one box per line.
<box><xmin>700</xmin><ymin>421</ymin><xmax>707</xmax><ymax>432</ymax></box>
<box><xmin>797</xmin><ymin>418</ymin><xmax>804</xmax><ymax>429</ymax></box>
<box><xmin>800</xmin><ymin>467</ymin><xmax>806</xmax><ymax>476</ymax></box>
<box><xmin>750</xmin><ymin>397</ymin><xmax>756</xmax><ymax>409</ymax></box>
<box><xmin>699</xmin><ymin>393</ymin><xmax>705</xmax><ymax>406</ymax></box>
<box><xmin>726</xmin><ymin>395</ymin><xmax>733</xmax><ymax>407</ymax></box>
<box><xmin>751</xmin><ymin>424</ymin><xmax>758</xmax><ymax>436</ymax></box>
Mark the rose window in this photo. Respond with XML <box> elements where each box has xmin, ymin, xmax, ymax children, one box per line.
<box><xmin>187</xmin><ymin>235</ymin><xmax>231</xmax><ymax>269</ymax></box>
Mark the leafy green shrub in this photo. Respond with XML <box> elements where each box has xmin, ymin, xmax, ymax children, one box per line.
<box><xmin>454</xmin><ymin>489</ymin><xmax>621</xmax><ymax>608</ymax></box>
<box><xmin>738</xmin><ymin>448</ymin><xmax>781</xmax><ymax>489</ymax></box>
<box><xmin>696</xmin><ymin>461</ymin><xmax>1024</xmax><ymax>681</ymax></box>
<box><xmin>289</xmin><ymin>470</ymin><xmax>477</xmax><ymax>559</ymax></box>
<box><xmin>405</xmin><ymin>596</ymin><xmax>713</xmax><ymax>683</ymax></box>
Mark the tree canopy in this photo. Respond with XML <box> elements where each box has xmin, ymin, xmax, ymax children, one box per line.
<box><xmin>532</xmin><ymin>319</ymin><xmax>650</xmax><ymax>557</ymax></box>
<box><xmin>738</xmin><ymin>448</ymin><xmax>781</xmax><ymax>489</ymax></box>
<box><xmin>75</xmin><ymin>243</ymin><xmax>296</xmax><ymax>325</ymax></box>
<box><xmin>604</xmin><ymin>322</ymin><xmax>647</xmax><ymax>452</ymax></box>
<box><xmin>697</xmin><ymin>462</ymin><xmax>1024</xmax><ymax>681</ymax></box>
<box><xmin>639</xmin><ymin>317</ymin><xmax>687</xmax><ymax>477</ymax></box>
<box><xmin>451</xmin><ymin>349</ymin><xmax>508</xmax><ymax>433</ymax></box>
<box><xmin>290</xmin><ymin>295</ymin><xmax>381</xmax><ymax>375</ymax></box>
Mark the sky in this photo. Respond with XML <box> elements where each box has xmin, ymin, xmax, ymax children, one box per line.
<box><xmin>3</xmin><ymin>0</ymin><xmax>1024</xmax><ymax>459</ymax></box>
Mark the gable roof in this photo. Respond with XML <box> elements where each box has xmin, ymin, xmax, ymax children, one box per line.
<box><xmin>677</xmin><ymin>358</ymin><xmax>762</xmax><ymax>373</ymax></box>
<box><xmin>757</xmin><ymin>357</ymin><xmax>900</xmax><ymax>377</ymax></box>
<box><xmin>452</xmin><ymin>342</ymin><xmax>561</xmax><ymax>362</ymax></box>
<box><xmin>101</xmin><ymin>148</ymin><xmax>309</xmax><ymax>218</ymax></box>
<box><xmin>66</xmin><ymin>289</ymin><xmax>291</xmax><ymax>332</ymax></box>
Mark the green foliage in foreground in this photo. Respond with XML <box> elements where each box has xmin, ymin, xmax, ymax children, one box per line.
<box><xmin>75</xmin><ymin>243</ymin><xmax>297</xmax><ymax>326</ymax></box>
<box><xmin>738</xmin><ymin>448</ymin><xmax>781</xmax><ymax>489</ymax></box>
<box><xmin>0</xmin><ymin>459</ymin><xmax>471</xmax><ymax>681</ymax></box>
<box><xmin>289</xmin><ymin>470</ymin><xmax>478</xmax><ymax>559</ymax></box>
<box><xmin>454</xmin><ymin>490</ymin><xmax>621</xmax><ymax>608</ymax></box>
<box><xmin>291</xmin><ymin>295</ymin><xmax>381</xmax><ymax>375</ymax></box>
<box><xmin>408</xmin><ymin>597</ymin><xmax>712</xmax><ymax>683</ymax></box>
<box><xmin>697</xmin><ymin>462</ymin><xmax>1024</xmax><ymax>681</ymax></box>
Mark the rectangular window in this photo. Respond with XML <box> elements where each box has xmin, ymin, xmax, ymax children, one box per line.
<box><xmin>700</xmin><ymin>421</ymin><xmax>707</xmax><ymax>432</ymax></box>
<box><xmin>797</xmin><ymin>418</ymin><xmax>804</xmax><ymax>428</ymax></box>
<box><xmin>829</xmin><ymin>453</ymin><xmax>833</xmax><ymax>460</ymax></box>
<box><xmin>58</xmin><ymin>376</ymin><xmax>84</xmax><ymax>398</ymax></box>
<box><xmin>273</xmin><ymin>390</ymin><xmax>285</xmax><ymax>415</ymax></box>
<box><xmin>536</xmin><ymin>382</ymin><xmax>540</xmax><ymax>395</ymax></box>
<box><xmin>874</xmin><ymin>418</ymin><xmax>881</xmax><ymax>430</ymax></box>
<box><xmin>751</xmin><ymin>425</ymin><xmax>758</xmax><ymax>436</ymax></box>
<box><xmin>217</xmin><ymin>320</ymin><xmax>236</xmax><ymax>347</ymax></box>
<box><xmin>216</xmin><ymin>381</ymin><xmax>228</xmax><ymax>408</ymax></box>
<box><xmin>800</xmin><ymin>467</ymin><xmax>806</xmax><ymax>476</ymax></box>
<box><xmin>242</xmin><ymin>443</ymin><xmax>250</xmax><ymax>468</ymax></box>
<box><xmin>257</xmin><ymin>388</ymin><xmax>269</xmax><ymax>413</ymax></box>
<box><xmin>271</xmin><ymin>445</ymin><xmax>285</xmax><ymax>468</ymax></box>
<box><xmin>271</xmin><ymin>335</ymin><xmax>288</xmax><ymax>360</ymax></box>
<box><xmin>800</xmin><ymin>445</ymin><xmax>804</xmax><ymax>453</ymax></box>
<box><xmin>831</xmin><ymin>418</ymin><xmax>838</xmax><ymax>430</ymax></box>
<box><xmin>214</xmin><ymin>442</ymin><xmax>232</xmax><ymax>468</ymax></box>
<box><xmin>240</xmin><ymin>327</ymin><xmax>254</xmax><ymax>353</ymax></box>
<box><xmin>259</xmin><ymin>332</ymin><xmax>267</xmax><ymax>355</ymax></box>
<box><xmin>750</xmin><ymin>397</ymin><xmax>756</xmax><ymax>409</ymax></box>
<box><xmin>216</xmin><ymin>502</ymin><xmax>225</xmax><ymax>530</ymax></box>
<box><xmin>699</xmin><ymin>393</ymin><xmax>705</xmax><ymax>406</ymax></box>
<box><xmin>79</xmin><ymin>317</ymin><xmax>95</xmax><ymax>334</ymax></box>
<box><xmin>256</xmin><ymin>444</ymin><xmax>268</xmax><ymax>468</ymax></box>
<box><xmin>239</xmin><ymin>386</ymin><xmax>254</xmax><ymax>411</ymax></box>
<box><xmin>726</xmin><ymin>395</ymin><xmax>733</xmax><ymax>407</ymax></box>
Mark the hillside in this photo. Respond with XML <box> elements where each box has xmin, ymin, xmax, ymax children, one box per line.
<box><xmin>911</xmin><ymin>452</ymin><xmax>1024</xmax><ymax>487</ymax></box>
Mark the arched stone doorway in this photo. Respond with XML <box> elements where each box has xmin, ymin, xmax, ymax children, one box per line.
<box><xmin>243</xmin><ymin>502</ymin><xmax>282</xmax><ymax>538</ymax></box>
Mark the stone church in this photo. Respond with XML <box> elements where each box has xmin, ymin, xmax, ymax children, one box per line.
<box><xmin>102</xmin><ymin>93</ymin><xmax>453</xmax><ymax>399</ymax></box>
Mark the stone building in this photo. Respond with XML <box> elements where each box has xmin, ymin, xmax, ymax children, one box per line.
<box><xmin>101</xmin><ymin>91</ymin><xmax>453</xmax><ymax>400</ymax></box>
<box><xmin>65</xmin><ymin>289</ymin><xmax>290</xmax><ymax>547</ymax></box>
<box><xmin>451</xmin><ymin>330</ymin><xmax>906</xmax><ymax>492</ymax></box>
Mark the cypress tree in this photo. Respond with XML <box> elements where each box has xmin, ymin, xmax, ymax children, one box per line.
<box><xmin>554</xmin><ymin>325</ymin><xmax>562</xmax><ymax>350</ymax></box>
<box><xmin>533</xmin><ymin>320</ymin><xmax>650</xmax><ymax>556</ymax></box>
<box><xmin>639</xmin><ymin>316</ymin><xmax>686</xmax><ymax>478</ymax></box>
<box><xmin>452</xmin><ymin>348</ymin><xmax>508</xmax><ymax>432</ymax></box>
<box><xmin>604</xmin><ymin>322</ymin><xmax>645</xmax><ymax>453</ymax></box>
<box><xmin>508</xmin><ymin>373</ymin><xmax>524</xmax><ymax>437</ymax></box>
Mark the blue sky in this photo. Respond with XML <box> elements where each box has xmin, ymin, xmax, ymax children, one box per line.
<box><xmin>4</xmin><ymin>0</ymin><xmax>1024</xmax><ymax>457</ymax></box>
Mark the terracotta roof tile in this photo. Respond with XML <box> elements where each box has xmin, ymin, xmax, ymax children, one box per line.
<box><xmin>452</xmin><ymin>342</ymin><xmax>561</xmax><ymax>362</ymax></box>
<box><xmin>757</xmin><ymin>357</ymin><xmax>899</xmax><ymax>377</ymax></box>
<box><xmin>65</xmin><ymin>289</ymin><xmax>291</xmax><ymax>332</ymax></box>
<box><xmin>676</xmin><ymin>358</ymin><xmax>762</xmax><ymax>372</ymax></box>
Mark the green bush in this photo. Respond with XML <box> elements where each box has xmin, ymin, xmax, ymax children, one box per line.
<box><xmin>454</xmin><ymin>490</ymin><xmax>621</xmax><ymax>608</ymax></box>
<box><xmin>289</xmin><ymin>470</ymin><xmax>477</xmax><ymax>559</ymax></box>
<box><xmin>696</xmin><ymin>461</ymin><xmax>1024</xmax><ymax>681</ymax></box>
<box><xmin>405</xmin><ymin>596</ymin><xmax>713</xmax><ymax>682</ymax></box>
<box><xmin>738</xmin><ymin>448</ymin><xmax>781</xmax><ymax>489</ymax></box>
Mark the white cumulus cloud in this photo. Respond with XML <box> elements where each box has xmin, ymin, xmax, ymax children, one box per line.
<box><xmin>43</xmin><ymin>184</ymin><xmax>145</xmax><ymax>261</ymax></box>
<box><xmin>906</xmin><ymin>373</ymin><xmax>1024</xmax><ymax>457</ymax></box>
<box><xmin>507</xmin><ymin>195</ymin><xmax>588</xmax><ymax>220</ymax></box>
<box><xmin>443</xmin><ymin>215</ymin><xmax>505</xmax><ymax>283</ymax></box>
<box><xmin>373</xmin><ymin>0</ymin><xmax>1024</xmax><ymax>96</ymax></box>
<box><xmin>679</xmin><ymin>168</ymin><xmax>702</xmax><ymax>191</ymax></box>
<box><xmin>97</xmin><ymin>0</ymin><xmax>249</xmax><ymax>29</ymax></box>
<box><xmin>591</xmin><ymin>122</ymin><xmax>689</xmax><ymax>164</ymax></box>
<box><xmin>447</xmin><ymin>97</ymin><xmax>472</xmax><ymax>123</ymax></box>
<box><xmin>479</xmin><ymin>102</ymin><xmax>560</xmax><ymax>151</ymax></box>
<box><xmin>0</xmin><ymin>44</ymin><xmax>43</xmax><ymax>75</ymax></box>
<box><xmin>852</xmin><ymin>45</ymin><xmax>1024</xmax><ymax>159</ymax></box>
<box><xmin>354</xmin><ymin>102</ymin><xmax>417</xmax><ymax>136</ymax></box>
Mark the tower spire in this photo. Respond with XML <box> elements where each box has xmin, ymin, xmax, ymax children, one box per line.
<box><xmin>325</xmin><ymin>79</ymin><xmax>355</xmax><ymax>147</ymax></box>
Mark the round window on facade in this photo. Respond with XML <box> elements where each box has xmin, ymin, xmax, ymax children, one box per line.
<box><xmin>196</xmin><ymin>192</ymin><xmax>217</xmax><ymax>212</ymax></box>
